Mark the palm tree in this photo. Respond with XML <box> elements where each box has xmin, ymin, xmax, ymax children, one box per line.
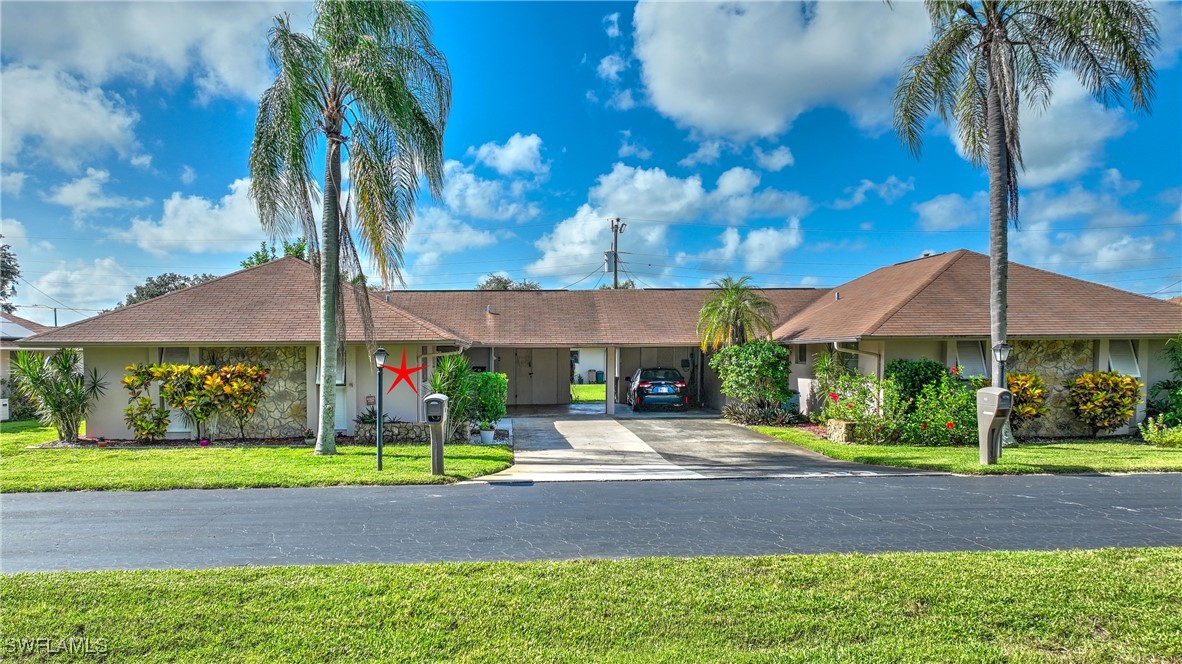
<box><xmin>249</xmin><ymin>0</ymin><xmax>451</xmax><ymax>454</ymax></box>
<box><xmin>893</xmin><ymin>1</ymin><xmax>1157</xmax><ymax>387</ymax></box>
<box><xmin>10</xmin><ymin>349</ymin><xmax>106</xmax><ymax>444</ymax></box>
<box><xmin>697</xmin><ymin>276</ymin><xmax>779</xmax><ymax>351</ymax></box>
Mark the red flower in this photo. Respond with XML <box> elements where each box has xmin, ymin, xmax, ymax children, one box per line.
<box><xmin>946</xmin><ymin>422</ymin><xmax>955</xmax><ymax>429</ymax></box>
<box><xmin>829</xmin><ymin>392</ymin><xmax>839</xmax><ymax>402</ymax></box>
<box><xmin>920</xmin><ymin>423</ymin><xmax>929</xmax><ymax>430</ymax></box>
<box><xmin>846</xmin><ymin>403</ymin><xmax>854</xmax><ymax>409</ymax></box>
<box><xmin>950</xmin><ymin>367</ymin><xmax>959</xmax><ymax>375</ymax></box>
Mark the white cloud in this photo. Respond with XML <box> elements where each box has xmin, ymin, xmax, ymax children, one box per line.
<box><xmin>469</xmin><ymin>133</ymin><xmax>549</xmax><ymax>176</ymax></box>
<box><xmin>527</xmin><ymin>163</ymin><xmax>810</xmax><ymax>278</ymax></box>
<box><xmin>180</xmin><ymin>165</ymin><xmax>197</xmax><ymax>185</ymax></box>
<box><xmin>1</xmin><ymin>218</ymin><xmax>54</xmax><ymax>254</ymax></box>
<box><xmin>405</xmin><ymin>207</ymin><xmax>497</xmax><ymax>275</ymax></box>
<box><xmin>679</xmin><ymin>220</ymin><xmax>804</xmax><ymax>271</ymax></box>
<box><xmin>632</xmin><ymin>1</ymin><xmax>930</xmax><ymax>139</ymax></box>
<box><xmin>442</xmin><ymin>160</ymin><xmax>540</xmax><ymax>222</ymax></box>
<box><xmin>607</xmin><ymin>89</ymin><xmax>637</xmax><ymax>110</ymax></box>
<box><xmin>753</xmin><ymin>146</ymin><xmax>794</xmax><ymax>172</ymax></box>
<box><xmin>833</xmin><ymin>176</ymin><xmax>914</xmax><ymax>210</ymax></box>
<box><xmin>618</xmin><ymin>131</ymin><xmax>652</xmax><ymax>160</ymax></box>
<box><xmin>1100</xmin><ymin>168</ymin><xmax>1140</xmax><ymax>196</ymax></box>
<box><xmin>913</xmin><ymin>191</ymin><xmax>987</xmax><ymax>231</ymax></box>
<box><xmin>0</xmin><ymin>65</ymin><xmax>140</xmax><ymax>171</ymax></box>
<box><xmin>597</xmin><ymin>54</ymin><xmax>627</xmax><ymax>82</ymax></box>
<box><xmin>603</xmin><ymin>12</ymin><xmax>621</xmax><ymax>39</ymax></box>
<box><xmin>111</xmin><ymin>178</ymin><xmax>262</xmax><ymax>256</ymax></box>
<box><xmin>31</xmin><ymin>257</ymin><xmax>135</xmax><ymax>314</ymax></box>
<box><xmin>1008</xmin><ymin>78</ymin><xmax>1132</xmax><ymax>188</ymax></box>
<box><xmin>0</xmin><ymin>1</ymin><xmax>292</xmax><ymax>101</ymax></box>
<box><xmin>1</xmin><ymin>171</ymin><xmax>27</xmax><ymax>196</ymax></box>
<box><xmin>45</xmin><ymin>168</ymin><xmax>150</xmax><ymax>219</ymax></box>
<box><xmin>678</xmin><ymin>140</ymin><xmax>723</xmax><ymax>167</ymax></box>
<box><xmin>130</xmin><ymin>154</ymin><xmax>152</xmax><ymax>169</ymax></box>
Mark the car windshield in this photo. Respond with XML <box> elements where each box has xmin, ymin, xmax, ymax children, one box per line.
<box><xmin>640</xmin><ymin>369</ymin><xmax>682</xmax><ymax>381</ymax></box>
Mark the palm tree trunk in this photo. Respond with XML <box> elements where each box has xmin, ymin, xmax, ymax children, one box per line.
<box><xmin>315</xmin><ymin>108</ymin><xmax>344</xmax><ymax>455</ymax></box>
<box><xmin>986</xmin><ymin>54</ymin><xmax>1009</xmax><ymax>389</ymax></box>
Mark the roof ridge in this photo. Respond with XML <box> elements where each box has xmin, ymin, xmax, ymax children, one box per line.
<box><xmin>864</xmin><ymin>250</ymin><xmax>966</xmax><ymax>336</ymax></box>
<box><xmin>24</xmin><ymin>257</ymin><xmax>308</xmax><ymax>343</ymax></box>
<box><xmin>366</xmin><ymin>290</ymin><xmax>471</xmax><ymax>345</ymax></box>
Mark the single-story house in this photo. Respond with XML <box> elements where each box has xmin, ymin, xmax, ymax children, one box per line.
<box><xmin>18</xmin><ymin>250</ymin><xmax>1180</xmax><ymax>440</ymax></box>
<box><xmin>1</xmin><ymin>311</ymin><xmax>51</xmax><ymax>383</ymax></box>
<box><xmin>774</xmin><ymin>250</ymin><xmax>1181</xmax><ymax>436</ymax></box>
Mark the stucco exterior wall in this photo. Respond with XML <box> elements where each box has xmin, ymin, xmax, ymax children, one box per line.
<box><xmin>572</xmin><ymin>347</ymin><xmax>607</xmax><ymax>383</ymax></box>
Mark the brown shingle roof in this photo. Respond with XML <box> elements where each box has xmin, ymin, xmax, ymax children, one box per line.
<box><xmin>390</xmin><ymin>288</ymin><xmax>822</xmax><ymax>347</ymax></box>
<box><xmin>774</xmin><ymin>250</ymin><xmax>1182</xmax><ymax>341</ymax></box>
<box><xmin>21</xmin><ymin>258</ymin><xmax>464</xmax><ymax>347</ymax></box>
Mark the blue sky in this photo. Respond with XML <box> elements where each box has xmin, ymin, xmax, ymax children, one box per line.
<box><xmin>2</xmin><ymin>1</ymin><xmax>1180</xmax><ymax>327</ymax></box>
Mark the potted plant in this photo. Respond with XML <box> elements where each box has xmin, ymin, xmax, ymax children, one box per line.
<box><xmin>478</xmin><ymin>420</ymin><xmax>495</xmax><ymax>444</ymax></box>
<box><xmin>302</xmin><ymin>428</ymin><xmax>315</xmax><ymax>445</ymax></box>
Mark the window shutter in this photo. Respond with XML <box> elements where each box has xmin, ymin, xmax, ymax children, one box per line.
<box><xmin>1107</xmin><ymin>340</ymin><xmax>1140</xmax><ymax>377</ymax></box>
<box><xmin>955</xmin><ymin>341</ymin><xmax>988</xmax><ymax>378</ymax></box>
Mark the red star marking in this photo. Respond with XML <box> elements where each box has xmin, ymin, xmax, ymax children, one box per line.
<box><xmin>381</xmin><ymin>348</ymin><xmax>427</xmax><ymax>395</ymax></box>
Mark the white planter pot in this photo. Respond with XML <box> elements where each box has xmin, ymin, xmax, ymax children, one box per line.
<box><xmin>479</xmin><ymin>429</ymin><xmax>495</xmax><ymax>444</ymax></box>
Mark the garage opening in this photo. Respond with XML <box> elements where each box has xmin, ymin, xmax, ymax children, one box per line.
<box><xmin>570</xmin><ymin>347</ymin><xmax>606</xmax><ymax>406</ymax></box>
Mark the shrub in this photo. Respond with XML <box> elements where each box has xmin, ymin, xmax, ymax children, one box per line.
<box><xmin>1006</xmin><ymin>372</ymin><xmax>1049</xmax><ymax>433</ymax></box>
<box><xmin>10</xmin><ymin>349</ymin><xmax>107</xmax><ymax>443</ymax></box>
<box><xmin>884</xmin><ymin>358</ymin><xmax>947</xmax><ymax>412</ymax></box>
<box><xmin>821</xmin><ymin>372</ymin><xmax>908</xmax><ymax>445</ymax></box>
<box><xmin>902</xmin><ymin>368</ymin><xmax>978</xmax><ymax>446</ymax></box>
<box><xmin>1139</xmin><ymin>417</ymin><xmax>1182</xmax><ymax>447</ymax></box>
<box><xmin>469</xmin><ymin>372</ymin><xmax>508</xmax><ymax>425</ymax></box>
<box><xmin>1</xmin><ymin>377</ymin><xmax>39</xmax><ymax>420</ymax></box>
<box><xmin>123</xmin><ymin>362</ymin><xmax>269</xmax><ymax>441</ymax></box>
<box><xmin>122</xmin><ymin>364</ymin><xmax>170</xmax><ymax>443</ymax></box>
<box><xmin>1066</xmin><ymin>371</ymin><xmax>1143</xmax><ymax>437</ymax></box>
<box><xmin>1148</xmin><ymin>333</ymin><xmax>1182</xmax><ymax>427</ymax></box>
<box><xmin>429</xmin><ymin>354</ymin><xmax>473</xmax><ymax>443</ymax></box>
<box><xmin>710</xmin><ymin>340</ymin><xmax>793</xmax><ymax>408</ymax></box>
<box><xmin>215</xmin><ymin>363</ymin><xmax>270</xmax><ymax>439</ymax></box>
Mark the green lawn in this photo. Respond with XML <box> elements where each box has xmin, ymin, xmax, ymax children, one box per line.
<box><xmin>756</xmin><ymin>426</ymin><xmax>1182</xmax><ymax>475</ymax></box>
<box><xmin>2</xmin><ymin>548</ymin><xmax>1179</xmax><ymax>662</ymax></box>
<box><xmin>571</xmin><ymin>383</ymin><xmax>606</xmax><ymax>403</ymax></box>
<box><xmin>0</xmin><ymin>420</ymin><xmax>512</xmax><ymax>492</ymax></box>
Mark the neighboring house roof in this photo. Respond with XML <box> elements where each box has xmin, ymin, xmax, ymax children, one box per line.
<box><xmin>774</xmin><ymin>250</ymin><xmax>1182</xmax><ymax>342</ymax></box>
<box><xmin>389</xmin><ymin>288</ymin><xmax>822</xmax><ymax>347</ymax></box>
<box><xmin>1172</xmin><ymin>295</ymin><xmax>1182</xmax><ymax>306</ymax></box>
<box><xmin>1</xmin><ymin>312</ymin><xmax>51</xmax><ymax>341</ymax></box>
<box><xmin>20</xmin><ymin>258</ymin><xmax>465</xmax><ymax>347</ymax></box>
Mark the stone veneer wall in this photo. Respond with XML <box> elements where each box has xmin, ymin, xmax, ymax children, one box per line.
<box><xmin>1008</xmin><ymin>340</ymin><xmax>1093</xmax><ymax>438</ymax></box>
<box><xmin>201</xmin><ymin>347</ymin><xmax>307</xmax><ymax>439</ymax></box>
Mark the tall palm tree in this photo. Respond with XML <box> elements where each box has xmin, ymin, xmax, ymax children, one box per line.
<box><xmin>697</xmin><ymin>276</ymin><xmax>779</xmax><ymax>351</ymax></box>
<box><xmin>893</xmin><ymin>0</ymin><xmax>1157</xmax><ymax>387</ymax></box>
<box><xmin>249</xmin><ymin>0</ymin><xmax>451</xmax><ymax>454</ymax></box>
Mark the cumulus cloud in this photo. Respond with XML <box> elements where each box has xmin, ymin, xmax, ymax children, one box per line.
<box><xmin>442</xmin><ymin>160</ymin><xmax>540</xmax><ymax>222</ymax></box>
<box><xmin>45</xmin><ymin>168</ymin><xmax>150</xmax><ymax>219</ymax></box>
<box><xmin>678</xmin><ymin>219</ymin><xmax>804</xmax><ymax>272</ymax></box>
<box><xmin>753</xmin><ymin>146</ymin><xmax>794</xmax><ymax>172</ymax></box>
<box><xmin>0</xmin><ymin>1</ymin><xmax>292</xmax><ymax>100</ymax></box>
<box><xmin>0</xmin><ymin>65</ymin><xmax>140</xmax><ymax>171</ymax></box>
<box><xmin>606</xmin><ymin>89</ymin><xmax>638</xmax><ymax>110</ymax></box>
<box><xmin>833</xmin><ymin>176</ymin><xmax>914</xmax><ymax>210</ymax></box>
<box><xmin>603</xmin><ymin>12</ymin><xmax>621</xmax><ymax>39</ymax></box>
<box><xmin>180</xmin><ymin>165</ymin><xmax>197</xmax><ymax>185</ymax></box>
<box><xmin>527</xmin><ymin>163</ymin><xmax>810</xmax><ymax>278</ymax></box>
<box><xmin>468</xmin><ymin>133</ymin><xmax>548</xmax><ymax>176</ymax></box>
<box><xmin>404</xmin><ymin>207</ymin><xmax>498</xmax><ymax>275</ymax></box>
<box><xmin>913</xmin><ymin>191</ymin><xmax>987</xmax><ymax>231</ymax></box>
<box><xmin>632</xmin><ymin>1</ymin><xmax>930</xmax><ymax>139</ymax></box>
<box><xmin>678</xmin><ymin>140</ymin><xmax>724</xmax><ymax>167</ymax></box>
<box><xmin>1</xmin><ymin>218</ymin><xmax>54</xmax><ymax>254</ymax></box>
<box><xmin>31</xmin><ymin>257</ymin><xmax>136</xmax><ymax>315</ymax></box>
<box><xmin>1</xmin><ymin>171</ymin><xmax>27</xmax><ymax>196</ymax></box>
<box><xmin>111</xmin><ymin>178</ymin><xmax>262</xmax><ymax>256</ymax></box>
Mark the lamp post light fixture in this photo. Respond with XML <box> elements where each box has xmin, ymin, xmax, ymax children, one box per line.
<box><xmin>992</xmin><ymin>342</ymin><xmax>1012</xmax><ymax>387</ymax></box>
<box><xmin>373</xmin><ymin>347</ymin><xmax>387</xmax><ymax>471</ymax></box>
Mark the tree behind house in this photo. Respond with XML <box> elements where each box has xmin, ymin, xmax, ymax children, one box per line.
<box><xmin>115</xmin><ymin>273</ymin><xmax>216</xmax><ymax>309</ymax></box>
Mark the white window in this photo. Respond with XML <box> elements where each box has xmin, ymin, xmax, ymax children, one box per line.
<box><xmin>1107</xmin><ymin>340</ymin><xmax>1141</xmax><ymax>377</ymax></box>
<box><xmin>315</xmin><ymin>347</ymin><xmax>348</xmax><ymax>386</ymax></box>
<box><xmin>955</xmin><ymin>341</ymin><xmax>989</xmax><ymax>378</ymax></box>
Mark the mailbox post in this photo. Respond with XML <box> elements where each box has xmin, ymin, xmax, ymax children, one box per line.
<box><xmin>424</xmin><ymin>393</ymin><xmax>448</xmax><ymax>476</ymax></box>
<box><xmin>976</xmin><ymin>387</ymin><xmax>1013</xmax><ymax>465</ymax></box>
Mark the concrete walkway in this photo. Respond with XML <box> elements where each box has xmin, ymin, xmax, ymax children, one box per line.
<box><xmin>484</xmin><ymin>415</ymin><xmax>933</xmax><ymax>482</ymax></box>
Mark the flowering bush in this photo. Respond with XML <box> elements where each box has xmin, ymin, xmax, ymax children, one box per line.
<box><xmin>902</xmin><ymin>367</ymin><xmax>978</xmax><ymax>446</ymax></box>
<box><xmin>820</xmin><ymin>372</ymin><xmax>907</xmax><ymax>445</ymax></box>
<box><xmin>884</xmin><ymin>358</ymin><xmax>948</xmax><ymax>413</ymax></box>
<box><xmin>1139</xmin><ymin>416</ymin><xmax>1182</xmax><ymax>448</ymax></box>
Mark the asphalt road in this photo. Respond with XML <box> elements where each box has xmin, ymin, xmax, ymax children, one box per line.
<box><xmin>3</xmin><ymin>474</ymin><xmax>1179</xmax><ymax>573</ymax></box>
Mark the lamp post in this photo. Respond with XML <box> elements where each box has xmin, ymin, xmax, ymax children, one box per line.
<box><xmin>992</xmin><ymin>342</ymin><xmax>1012</xmax><ymax>388</ymax></box>
<box><xmin>373</xmin><ymin>347</ymin><xmax>387</xmax><ymax>471</ymax></box>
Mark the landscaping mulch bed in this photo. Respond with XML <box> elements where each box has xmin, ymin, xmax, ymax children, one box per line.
<box><xmin>33</xmin><ymin>430</ymin><xmax>513</xmax><ymax>449</ymax></box>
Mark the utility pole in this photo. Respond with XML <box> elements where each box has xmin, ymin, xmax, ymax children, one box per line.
<box><xmin>607</xmin><ymin>217</ymin><xmax>626</xmax><ymax>289</ymax></box>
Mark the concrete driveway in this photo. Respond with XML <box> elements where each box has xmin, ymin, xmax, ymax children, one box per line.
<box><xmin>484</xmin><ymin>415</ymin><xmax>935</xmax><ymax>482</ymax></box>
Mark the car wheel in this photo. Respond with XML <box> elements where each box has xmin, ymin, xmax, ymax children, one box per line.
<box><xmin>632</xmin><ymin>398</ymin><xmax>642</xmax><ymax>412</ymax></box>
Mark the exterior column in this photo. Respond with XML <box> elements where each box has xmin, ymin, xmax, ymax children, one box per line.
<box><xmin>605</xmin><ymin>345</ymin><xmax>616</xmax><ymax>415</ymax></box>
